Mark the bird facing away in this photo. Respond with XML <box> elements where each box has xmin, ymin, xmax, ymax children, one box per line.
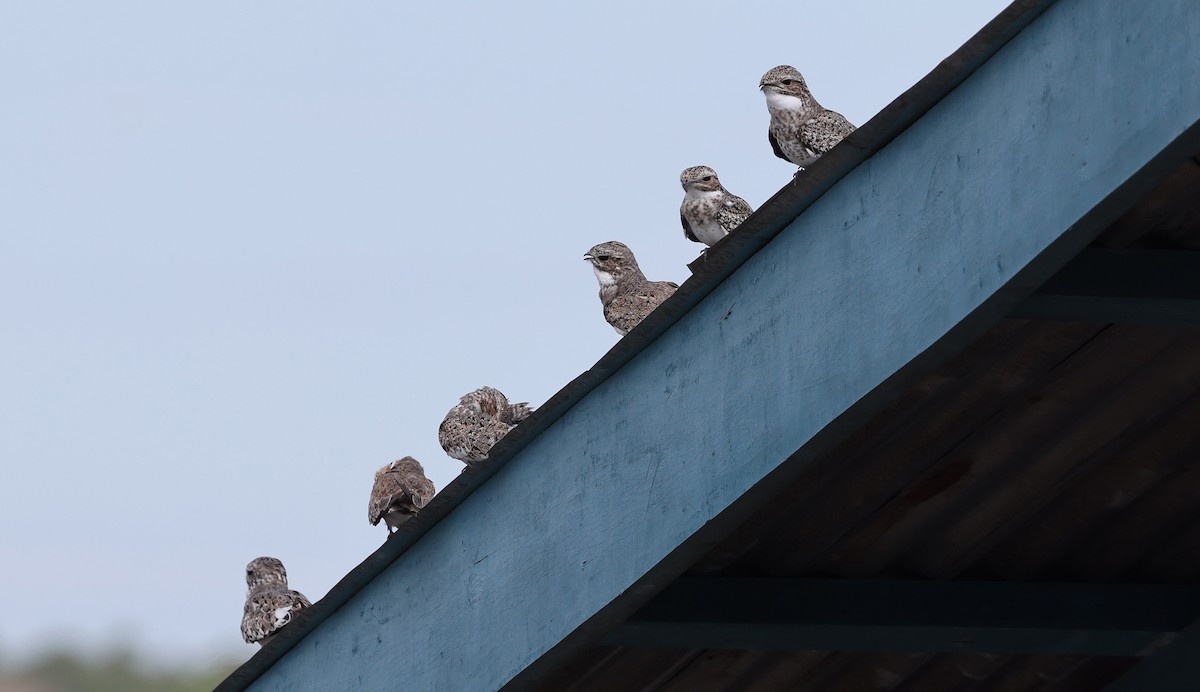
<box><xmin>584</xmin><ymin>241</ymin><xmax>678</xmax><ymax>336</ymax></box>
<box><xmin>368</xmin><ymin>456</ymin><xmax>437</xmax><ymax>533</ymax></box>
<box><xmin>759</xmin><ymin>65</ymin><xmax>856</xmax><ymax>169</ymax></box>
<box><xmin>680</xmin><ymin>165</ymin><xmax>754</xmax><ymax>247</ymax></box>
<box><xmin>439</xmin><ymin>386</ymin><xmax>534</xmax><ymax>465</ymax></box>
<box><xmin>240</xmin><ymin>557</ymin><xmax>311</xmax><ymax>646</ymax></box>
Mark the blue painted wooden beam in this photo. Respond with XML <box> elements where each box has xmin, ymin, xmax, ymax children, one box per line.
<box><xmin>229</xmin><ymin>0</ymin><xmax>1200</xmax><ymax>689</ymax></box>
<box><xmin>606</xmin><ymin>578</ymin><xmax>1200</xmax><ymax>656</ymax></box>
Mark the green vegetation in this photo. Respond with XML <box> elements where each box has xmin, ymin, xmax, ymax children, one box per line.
<box><xmin>0</xmin><ymin>650</ymin><xmax>240</xmax><ymax>692</ymax></box>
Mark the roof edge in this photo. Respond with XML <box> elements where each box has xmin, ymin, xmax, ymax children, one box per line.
<box><xmin>218</xmin><ymin>1</ymin><xmax>1056</xmax><ymax>688</ymax></box>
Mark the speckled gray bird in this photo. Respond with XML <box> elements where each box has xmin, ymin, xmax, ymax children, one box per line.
<box><xmin>439</xmin><ymin>386</ymin><xmax>534</xmax><ymax>465</ymax></box>
<box><xmin>240</xmin><ymin>557</ymin><xmax>311</xmax><ymax>646</ymax></box>
<box><xmin>368</xmin><ymin>456</ymin><xmax>436</xmax><ymax>534</ymax></box>
<box><xmin>584</xmin><ymin>241</ymin><xmax>678</xmax><ymax>336</ymax></box>
<box><xmin>680</xmin><ymin>165</ymin><xmax>754</xmax><ymax>247</ymax></box>
<box><xmin>759</xmin><ymin>65</ymin><xmax>856</xmax><ymax>170</ymax></box>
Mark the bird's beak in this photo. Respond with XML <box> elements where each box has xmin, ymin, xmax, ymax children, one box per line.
<box><xmin>583</xmin><ymin>254</ymin><xmax>594</xmax><ymax>263</ymax></box>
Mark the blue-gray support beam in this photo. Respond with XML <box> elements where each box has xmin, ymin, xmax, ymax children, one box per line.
<box><xmin>1016</xmin><ymin>249</ymin><xmax>1200</xmax><ymax>324</ymax></box>
<box><xmin>606</xmin><ymin>578</ymin><xmax>1200</xmax><ymax>656</ymax></box>
<box><xmin>231</xmin><ymin>0</ymin><xmax>1200</xmax><ymax>689</ymax></box>
<box><xmin>1104</xmin><ymin>619</ymin><xmax>1200</xmax><ymax>691</ymax></box>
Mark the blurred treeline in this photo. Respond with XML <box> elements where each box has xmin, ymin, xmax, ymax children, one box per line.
<box><xmin>0</xmin><ymin>649</ymin><xmax>240</xmax><ymax>692</ymax></box>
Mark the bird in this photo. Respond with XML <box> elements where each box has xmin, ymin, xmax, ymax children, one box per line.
<box><xmin>240</xmin><ymin>557</ymin><xmax>311</xmax><ymax>646</ymax></box>
<box><xmin>679</xmin><ymin>165</ymin><xmax>754</xmax><ymax>247</ymax></box>
<box><xmin>759</xmin><ymin>65</ymin><xmax>856</xmax><ymax>171</ymax></box>
<box><xmin>584</xmin><ymin>241</ymin><xmax>678</xmax><ymax>336</ymax></box>
<box><xmin>368</xmin><ymin>457</ymin><xmax>437</xmax><ymax>534</ymax></box>
<box><xmin>439</xmin><ymin>386</ymin><xmax>534</xmax><ymax>465</ymax></box>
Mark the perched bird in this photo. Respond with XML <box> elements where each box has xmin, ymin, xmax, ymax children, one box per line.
<box><xmin>439</xmin><ymin>386</ymin><xmax>534</xmax><ymax>465</ymax></box>
<box><xmin>368</xmin><ymin>456</ymin><xmax>437</xmax><ymax>533</ymax></box>
<box><xmin>759</xmin><ymin>65</ymin><xmax>856</xmax><ymax>170</ymax></box>
<box><xmin>679</xmin><ymin>165</ymin><xmax>754</xmax><ymax>247</ymax></box>
<box><xmin>240</xmin><ymin>557</ymin><xmax>311</xmax><ymax>646</ymax></box>
<box><xmin>584</xmin><ymin>241</ymin><xmax>678</xmax><ymax>336</ymax></box>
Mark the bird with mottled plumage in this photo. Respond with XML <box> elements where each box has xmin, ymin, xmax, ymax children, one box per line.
<box><xmin>759</xmin><ymin>65</ymin><xmax>855</xmax><ymax>170</ymax></box>
<box><xmin>240</xmin><ymin>557</ymin><xmax>311</xmax><ymax>646</ymax></box>
<box><xmin>680</xmin><ymin>166</ymin><xmax>754</xmax><ymax>247</ymax></box>
<box><xmin>368</xmin><ymin>456</ymin><xmax>436</xmax><ymax>534</ymax></box>
<box><xmin>584</xmin><ymin>241</ymin><xmax>678</xmax><ymax>335</ymax></box>
<box><xmin>439</xmin><ymin>386</ymin><xmax>534</xmax><ymax>465</ymax></box>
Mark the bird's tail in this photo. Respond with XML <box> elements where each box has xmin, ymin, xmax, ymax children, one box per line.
<box><xmin>508</xmin><ymin>402</ymin><xmax>535</xmax><ymax>423</ymax></box>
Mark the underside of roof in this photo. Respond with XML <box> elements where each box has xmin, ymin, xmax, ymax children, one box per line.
<box><xmin>538</xmin><ymin>155</ymin><xmax>1200</xmax><ymax>691</ymax></box>
<box><xmin>220</xmin><ymin>0</ymin><xmax>1200</xmax><ymax>689</ymax></box>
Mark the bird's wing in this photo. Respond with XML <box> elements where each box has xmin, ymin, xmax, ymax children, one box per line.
<box><xmin>641</xmin><ymin>280</ymin><xmax>679</xmax><ymax>300</ymax></box>
<box><xmin>768</xmin><ymin>128</ymin><xmax>789</xmax><ymax>162</ymax></box>
<box><xmin>716</xmin><ymin>193</ymin><xmax>753</xmax><ymax>231</ymax></box>
<box><xmin>603</xmin><ymin>297</ymin><xmax>641</xmax><ymax>335</ymax></box>
<box><xmin>681</xmin><ymin>212</ymin><xmax>699</xmax><ymax>243</ymax></box>
<box><xmin>289</xmin><ymin>589</ymin><xmax>312</xmax><ymax>611</ymax></box>
<box><xmin>368</xmin><ymin>470</ymin><xmax>403</xmax><ymax>525</ymax></box>
<box><xmin>605</xmin><ymin>281</ymin><xmax>678</xmax><ymax>334</ymax></box>
<box><xmin>440</xmin><ymin>406</ymin><xmax>512</xmax><ymax>463</ymax></box>
<box><xmin>408</xmin><ymin>475</ymin><xmax>437</xmax><ymax>510</ymax></box>
<box><xmin>438</xmin><ymin>407</ymin><xmax>475</xmax><ymax>462</ymax></box>
<box><xmin>800</xmin><ymin>110</ymin><xmax>856</xmax><ymax>155</ymax></box>
<box><xmin>241</xmin><ymin>598</ymin><xmax>269</xmax><ymax>643</ymax></box>
<box><xmin>242</xmin><ymin>589</ymin><xmax>311</xmax><ymax>643</ymax></box>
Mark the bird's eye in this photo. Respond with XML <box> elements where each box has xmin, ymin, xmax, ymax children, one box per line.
<box><xmin>702</xmin><ymin>176</ymin><xmax>713</xmax><ymax>181</ymax></box>
<box><xmin>782</xmin><ymin>79</ymin><xmax>793</xmax><ymax>85</ymax></box>
<box><xmin>597</xmin><ymin>255</ymin><xmax>611</xmax><ymax>261</ymax></box>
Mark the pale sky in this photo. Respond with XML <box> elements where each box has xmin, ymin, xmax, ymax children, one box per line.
<box><xmin>0</xmin><ymin>0</ymin><xmax>1011</xmax><ymax>668</ymax></box>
